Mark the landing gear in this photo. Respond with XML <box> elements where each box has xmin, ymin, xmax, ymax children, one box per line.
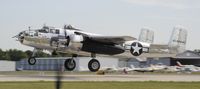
<box><xmin>64</xmin><ymin>54</ymin><xmax>77</xmax><ymax>71</ymax></box>
<box><xmin>88</xmin><ymin>53</ymin><xmax>100</xmax><ymax>72</ymax></box>
<box><xmin>28</xmin><ymin>57</ymin><xmax>36</xmax><ymax>65</ymax></box>
<box><xmin>88</xmin><ymin>59</ymin><xmax>100</xmax><ymax>72</ymax></box>
<box><xmin>64</xmin><ymin>58</ymin><xmax>76</xmax><ymax>71</ymax></box>
<box><xmin>28</xmin><ymin>48</ymin><xmax>38</xmax><ymax>65</ymax></box>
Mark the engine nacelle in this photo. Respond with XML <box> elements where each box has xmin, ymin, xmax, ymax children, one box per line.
<box><xmin>67</xmin><ymin>34</ymin><xmax>84</xmax><ymax>51</ymax></box>
<box><xmin>70</xmin><ymin>34</ymin><xmax>84</xmax><ymax>43</ymax></box>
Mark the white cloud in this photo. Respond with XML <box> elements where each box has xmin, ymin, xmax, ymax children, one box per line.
<box><xmin>122</xmin><ymin>0</ymin><xmax>200</xmax><ymax>9</ymax></box>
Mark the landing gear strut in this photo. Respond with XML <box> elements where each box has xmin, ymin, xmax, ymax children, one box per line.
<box><xmin>64</xmin><ymin>54</ymin><xmax>77</xmax><ymax>71</ymax></box>
<box><xmin>28</xmin><ymin>48</ymin><xmax>38</xmax><ymax>65</ymax></box>
<box><xmin>88</xmin><ymin>53</ymin><xmax>100</xmax><ymax>72</ymax></box>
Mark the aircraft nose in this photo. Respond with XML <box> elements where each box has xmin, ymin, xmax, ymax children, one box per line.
<box><xmin>13</xmin><ymin>31</ymin><xmax>25</xmax><ymax>43</ymax></box>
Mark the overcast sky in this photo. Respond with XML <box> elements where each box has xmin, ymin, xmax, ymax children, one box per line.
<box><xmin>0</xmin><ymin>0</ymin><xmax>200</xmax><ymax>51</ymax></box>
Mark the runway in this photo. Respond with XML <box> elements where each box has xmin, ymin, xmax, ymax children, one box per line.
<box><xmin>0</xmin><ymin>74</ymin><xmax>200</xmax><ymax>82</ymax></box>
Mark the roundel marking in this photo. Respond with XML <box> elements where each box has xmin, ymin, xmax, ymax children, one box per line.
<box><xmin>130</xmin><ymin>42</ymin><xmax>143</xmax><ymax>56</ymax></box>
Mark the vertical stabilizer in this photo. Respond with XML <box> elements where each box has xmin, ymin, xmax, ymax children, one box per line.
<box><xmin>176</xmin><ymin>61</ymin><xmax>183</xmax><ymax>67</ymax></box>
<box><xmin>168</xmin><ymin>26</ymin><xmax>187</xmax><ymax>53</ymax></box>
<box><xmin>138</xmin><ymin>28</ymin><xmax>154</xmax><ymax>43</ymax></box>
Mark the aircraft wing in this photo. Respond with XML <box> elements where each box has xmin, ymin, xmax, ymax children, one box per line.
<box><xmin>75</xmin><ymin>31</ymin><xmax>137</xmax><ymax>44</ymax></box>
<box><xmin>88</xmin><ymin>36</ymin><xmax>136</xmax><ymax>44</ymax></box>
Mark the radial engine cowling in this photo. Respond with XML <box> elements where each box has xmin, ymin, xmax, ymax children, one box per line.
<box><xmin>70</xmin><ymin>34</ymin><xmax>84</xmax><ymax>43</ymax></box>
<box><xmin>68</xmin><ymin>34</ymin><xmax>84</xmax><ymax>50</ymax></box>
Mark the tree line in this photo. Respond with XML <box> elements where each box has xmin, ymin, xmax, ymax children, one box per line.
<box><xmin>0</xmin><ymin>49</ymin><xmax>71</xmax><ymax>61</ymax></box>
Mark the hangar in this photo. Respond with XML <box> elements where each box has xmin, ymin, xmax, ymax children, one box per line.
<box><xmin>170</xmin><ymin>50</ymin><xmax>200</xmax><ymax>67</ymax></box>
<box><xmin>119</xmin><ymin>50</ymin><xmax>200</xmax><ymax>68</ymax></box>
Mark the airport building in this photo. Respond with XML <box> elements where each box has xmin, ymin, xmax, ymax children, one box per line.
<box><xmin>120</xmin><ymin>50</ymin><xmax>200</xmax><ymax>68</ymax></box>
<box><xmin>0</xmin><ymin>60</ymin><xmax>16</xmax><ymax>71</ymax></box>
<box><xmin>170</xmin><ymin>50</ymin><xmax>200</xmax><ymax>67</ymax></box>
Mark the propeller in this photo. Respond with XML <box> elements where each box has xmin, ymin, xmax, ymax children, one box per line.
<box><xmin>12</xmin><ymin>35</ymin><xmax>18</xmax><ymax>38</ymax></box>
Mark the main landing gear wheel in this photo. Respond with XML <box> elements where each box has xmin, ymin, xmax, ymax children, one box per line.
<box><xmin>64</xmin><ymin>59</ymin><xmax>76</xmax><ymax>71</ymax></box>
<box><xmin>28</xmin><ymin>57</ymin><xmax>36</xmax><ymax>65</ymax></box>
<box><xmin>88</xmin><ymin>59</ymin><xmax>100</xmax><ymax>72</ymax></box>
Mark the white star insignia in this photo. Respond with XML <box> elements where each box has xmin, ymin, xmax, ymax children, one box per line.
<box><xmin>131</xmin><ymin>43</ymin><xmax>142</xmax><ymax>54</ymax></box>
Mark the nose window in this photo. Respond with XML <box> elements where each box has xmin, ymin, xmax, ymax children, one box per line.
<box><xmin>50</xmin><ymin>29</ymin><xmax>60</xmax><ymax>34</ymax></box>
<box><xmin>38</xmin><ymin>29</ymin><xmax>48</xmax><ymax>33</ymax></box>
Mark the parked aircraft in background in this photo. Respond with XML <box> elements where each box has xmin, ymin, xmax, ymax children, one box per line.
<box><xmin>14</xmin><ymin>24</ymin><xmax>187</xmax><ymax>72</ymax></box>
<box><xmin>176</xmin><ymin>61</ymin><xmax>200</xmax><ymax>72</ymax></box>
<box><xmin>128</xmin><ymin>64</ymin><xmax>167</xmax><ymax>72</ymax></box>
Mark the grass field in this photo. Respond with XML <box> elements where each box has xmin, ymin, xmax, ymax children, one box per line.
<box><xmin>0</xmin><ymin>81</ymin><xmax>200</xmax><ymax>89</ymax></box>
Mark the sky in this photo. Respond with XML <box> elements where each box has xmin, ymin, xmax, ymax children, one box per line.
<box><xmin>0</xmin><ymin>0</ymin><xmax>200</xmax><ymax>51</ymax></box>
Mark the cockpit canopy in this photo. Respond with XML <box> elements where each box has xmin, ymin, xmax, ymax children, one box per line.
<box><xmin>64</xmin><ymin>25</ymin><xmax>81</xmax><ymax>31</ymax></box>
<box><xmin>38</xmin><ymin>26</ymin><xmax>60</xmax><ymax>34</ymax></box>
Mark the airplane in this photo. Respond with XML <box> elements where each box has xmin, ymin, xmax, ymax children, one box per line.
<box><xmin>176</xmin><ymin>61</ymin><xmax>200</xmax><ymax>72</ymax></box>
<box><xmin>14</xmin><ymin>24</ymin><xmax>187</xmax><ymax>72</ymax></box>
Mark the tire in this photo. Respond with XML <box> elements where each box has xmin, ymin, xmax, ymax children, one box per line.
<box><xmin>88</xmin><ymin>59</ymin><xmax>100</xmax><ymax>72</ymax></box>
<box><xmin>28</xmin><ymin>57</ymin><xmax>36</xmax><ymax>65</ymax></box>
<box><xmin>64</xmin><ymin>59</ymin><xmax>76</xmax><ymax>71</ymax></box>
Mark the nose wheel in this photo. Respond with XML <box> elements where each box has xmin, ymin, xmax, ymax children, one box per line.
<box><xmin>28</xmin><ymin>57</ymin><xmax>36</xmax><ymax>65</ymax></box>
<box><xmin>88</xmin><ymin>59</ymin><xmax>100</xmax><ymax>72</ymax></box>
<box><xmin>64</xmin><ymin>58</ymin><xmax>76</xmax><ymax>71</ymax></box>
<box><xmin>28</xmin><ymin>48</ymin><xmax>38</xmax><ymax>65</ymax></box>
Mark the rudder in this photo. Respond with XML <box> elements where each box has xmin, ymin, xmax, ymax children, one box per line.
<box><xmin>168</xmin><ymin>26</ymin><xmax>187</xmax><ymax>53</ymax></box>
<box><xmin>138</xmin><ymin>28</ymin><xmax>154</xmax><ymax>43</ymax></box>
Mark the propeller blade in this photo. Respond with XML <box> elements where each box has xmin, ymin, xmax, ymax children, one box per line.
<box><xmin>12</xmin><ymin>35</ymin><xmax>18</xmax><ymax>38</ymax></box>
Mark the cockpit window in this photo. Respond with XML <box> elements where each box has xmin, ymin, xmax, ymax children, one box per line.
<box><xmin>38</xmin><ymin>26</ymin><xmax>50</xmax><ymax>33</ymax></box>
<box><xmin>37</xmin><ymin>26</ymin><xmax>59</xmax><ymax>34</ymax></box>
<box><xmin>55</xmin><ymin>29</ymin><xmax>60</xmax><ymax>34</ymax></box>
<box><xmin>38</xmin><ymin>29</ymin><xmax>48</xmax><ymax>33</ymax></box>
<box><xmin>49</xmin><ymin>29</ymin><xmax>59</xmax><ymax>34</ymax></box>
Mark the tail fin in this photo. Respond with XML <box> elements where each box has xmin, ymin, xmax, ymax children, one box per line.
<box><xmin>176</xmin><ymin>61</ymin><xmax>183</xmax><ymax>67</ymax></box>
<box><xmin>168</xmin><ymin>26</ymin><xmax>187</xmax><ymax>53</ymax></box>
<box><xmin>138</xmin><ymin>28</ymin><xmax>154</xmax><ymax>43</ymax></box>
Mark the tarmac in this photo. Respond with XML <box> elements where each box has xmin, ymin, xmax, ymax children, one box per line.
<box><xmin>0</xmin><ymin>74</ymin><xmax>200</xmax><ymax>82</ymax></box>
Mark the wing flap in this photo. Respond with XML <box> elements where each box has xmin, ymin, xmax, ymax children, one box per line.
<box><xmin>74</xmin><ymin>31</ymin><xmax>136</xmax><ymax>44</ymax></box>
<box><xmin>89</xmin><ymin>36</ymin><xmax>137</xmax><ymax>44</ymax></box>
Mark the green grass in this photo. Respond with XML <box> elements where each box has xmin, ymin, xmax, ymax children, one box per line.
<box><xmin>0</xmin><ymin>81</ymin><xmax>200</xmax><ymax>89</ymax></box>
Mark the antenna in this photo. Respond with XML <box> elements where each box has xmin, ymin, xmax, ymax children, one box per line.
<box><xmin>28</xmin><ymin>26</ymin><xmax>31</xmax><ymax>31</ymax></box>
<box><xmin>64</xmin><ymin>24</ymin><xmax>67</xmax><ymax>29</ymax></box>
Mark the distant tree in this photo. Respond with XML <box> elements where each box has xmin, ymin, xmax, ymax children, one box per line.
<box><xmin>25</xmin><ymin>50</ymin><xmax>50</xmax><ymax>58</ymax></box>
<box><xmin>37</xmin><ymin>51</ymin><xmax>50</xmax><ymax>57</ymax></box>
<box><xmin>0</xmin><ymin>49</ymin><xmax>10</xmax><ymax>60</ymax></box>
<box><xmin>25</xmin><ymin>50</ymin><xmax>33</xmax><ymax>57</ymax></box>
<box><xmin>6</xmin><ymin>49</ymin><xmax>27</xmax><ymax>61</ymax></box>
<box><xmin>0</xmin><ymin>48</ymin><xmax>83</xmax><ymax>61</ymax></box>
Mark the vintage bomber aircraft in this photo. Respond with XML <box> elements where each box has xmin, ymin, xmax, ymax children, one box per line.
<box><xmin>14</xmin><ymin>25</ymin><xmax>187</xmax><ymax>72</ymax></box>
